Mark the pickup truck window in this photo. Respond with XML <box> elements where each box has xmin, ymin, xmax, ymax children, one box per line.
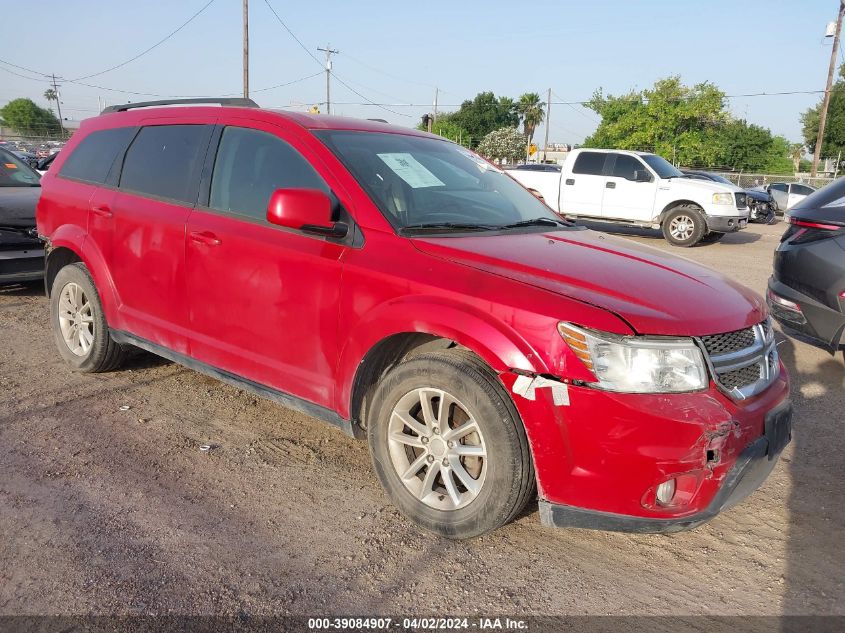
<box><xmin>641</xmin><ymin>154</ymin><xmax>683</xmax><ymax>179</ymax></box>
<box><xmin>610</xmin><ymin>154</ymin><xmax>644</xmax><ymax>180</ymax></box>
<box><xmin>315</xmin><ymin>130</ymin><xmax>562</xmax><ymax>232</ymax></box>
<box><xmin>571</xmin><ymin>152</ymin><xmax>606</xmax><ymax>175</ymax></box>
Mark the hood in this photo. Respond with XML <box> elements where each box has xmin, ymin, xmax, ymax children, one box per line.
<box><xmin>672</xmin><ymin>177</ymin><xmax>744</xmax><ymax>194</ymax></box>
<box><xmin>0</xmin><ymin>186</ymin><xmax>41</xmax><ymax>228</ymax></box>
<box><xmin>412</xmin><ymin>228</ymin><xmax>766</xmax><ymax>337</ymax></box>
<box><xmin>745</xmin><ymin>189</ymin><xmax>771</xmax><ymax>202</ymax></box>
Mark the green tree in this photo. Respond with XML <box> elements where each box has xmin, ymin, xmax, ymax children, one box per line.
<box><xmin>585</xmin><ymin>77</ymin><xmax>728</xmax><ymax>166</ymax></box>
<box><xmin>801</xmin><ymin>64</ymin><xmax>845</xmax><ymax>159</ymax></box>
<box><xmin>789</xmin><ymin>143</ymin><xmax>805</xmax><ymax>173</ymax></box>
<box><xmin>448</xmin><ymin>92</ymin><xmax>519</xmax><ymax>144</ymax></box>
<box><xmin>417</xmin><ymin>114</ymin><xmax>472</xmax><ymax>146</ymax></box>
<box><xmin>476</xmin><ymin>127</ymin><xmax>525</xmax><ymax>163</ymax></box>
<box><xmin>0</xmin><ymin>98</ymin><xmax>62</xmax><ymax>136</ymax></box>
<box><xmin>43</xmin><ymin>88</ymin><xmax>58</xmax><ymax>103</ymax></box>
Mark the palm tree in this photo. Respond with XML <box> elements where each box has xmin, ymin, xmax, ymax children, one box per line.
<box><xmin>43</xmin><ymin>88</ymin><xmax>58</xmax><ymax>103</ymax></box>
<box><xmin>518</xmin><ymin>92</ymin><xmax>545</xmax><ymax>160</ymax></box>
<box><xmin>789</xmin><ymin>143</ymin><xmax>805</xmax><ymax>174</ymax></box>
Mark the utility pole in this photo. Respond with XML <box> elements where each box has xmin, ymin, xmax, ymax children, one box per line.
<box><xmin>242</xmin><ymin>0</ymin><xmax>249</xmax><ymax>99</ymax></box>
<box><xmin>813</xmin><ymin>0</ymin><xmax>845</xmax><ymax>177</ymax></box>
<box><xmin>542</xmin><ymin>88</ymin><xmax>551</xmax><ymax>162</ymax></box>
<box><xmin>50</xmin><ymin>74</ymin><xmax>64</xmax><ymax>137</ymax></box>
<box><xmin>433</xmin><ymin>87</ymin><xmax>439</xmax><ymax>124</ymax></box>
<box><xmin>317</xmin><ymin>44</ymin><xmax>339</xmax><ymax>114</ymax></box>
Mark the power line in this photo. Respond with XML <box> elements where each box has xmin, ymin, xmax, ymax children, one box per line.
<box><xmin>69</xmin><ymin>0</ymin><xmax>217</xmax><ymax>81</ymax></box>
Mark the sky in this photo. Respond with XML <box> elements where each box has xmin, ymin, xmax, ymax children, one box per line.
<box><xmin>0</xmin><ymin>0</ymin><xmax>840</xmax><ymax>145</ymax></box>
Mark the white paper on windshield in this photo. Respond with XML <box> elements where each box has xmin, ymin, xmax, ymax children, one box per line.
<box><xmin>377</xmin><ymin>153</ymin><xmax>444</xmax><ymax>188</ymax></box>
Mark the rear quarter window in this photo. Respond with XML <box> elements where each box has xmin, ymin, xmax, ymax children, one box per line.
<box><xmin>572</xmin><ymin>152</ymin><xmax>606</xmax><ymax>175</ymax></box>
<box><xmin>59</xmin><ymin>127</ymin><xmax>135</xmax><ymax>184</ymax></box>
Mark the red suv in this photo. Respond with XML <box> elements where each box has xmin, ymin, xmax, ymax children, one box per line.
<box><xmin>37</xmin><ymin>99</ymin><xmax>792</xmax><ymax>538</ymax></box>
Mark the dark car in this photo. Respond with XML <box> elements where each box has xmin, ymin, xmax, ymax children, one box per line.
<box><xmin>767</xmin><ymin>178</ymin><xmax>845</xmax><ymax>360</ymax></box>
<box><xmin>511</xmin><ymin>163</ymin><xmax>562</xmax><ymax>172</ymax></box>
<box><xmin>682</xmin><ymin>170</ymin><xmax>776</xmax><ymax>224</ymax></box>
<box><xmin>0</xmin><ymin>147</ymin><xmax>44</xmax><ymax>284</ymax></box>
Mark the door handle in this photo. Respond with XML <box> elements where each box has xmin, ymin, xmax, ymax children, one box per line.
<box><xmin>189</xmin><ymin>231</ymin><xmax>222</xmax><ymax>246</ymax></box>
<box><xmin>565</xmin><ymin>178</ymin><xmax>575</xmax><ymax>185</ymax></box>
<box><xmin>605</xmin><ymin>182</ymin><xmax>616</xmax><ymax>189</ymax></box>
<box><xmin>91</xmin><ymin>205</ymin><xmax>113</xmax><ymax>218</ymax></box>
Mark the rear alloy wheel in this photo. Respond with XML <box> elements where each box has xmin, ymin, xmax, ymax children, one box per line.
<box><xmin>662</xmin><ymin>205</ymin><xmax>706</xmax><ymax>247</ymax></box>
<box><xmin>50</xmin><ymin>263</ymin><xmax>128</xmax><ymax>372</ymax></box>
<box><xmin>368</xmin><ymin>350</ymin><xmax>534</xmax><ymax>539</ymax></box>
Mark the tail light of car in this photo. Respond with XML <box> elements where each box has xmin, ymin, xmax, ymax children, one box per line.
<box><xmin>781</xmin><ymin>216</ymin><xmax>845</xmax><ymax>244</ymax></box>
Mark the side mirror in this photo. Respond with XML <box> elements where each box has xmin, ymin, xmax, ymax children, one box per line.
<box><xmin>266</xmin><ymin>188</ymin><xmax>347</xmax><ymax>238</ymax></box>
<box><xmin>633</xmin><ymin>170</ymin><xmax>652</xmax><ymax>182</ymax></box>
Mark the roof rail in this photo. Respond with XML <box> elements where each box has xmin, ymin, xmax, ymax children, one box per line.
<box><xmin>101</xmin><ymin>97</ymin><xmax>259</xmax><ymax>114</ymax></box>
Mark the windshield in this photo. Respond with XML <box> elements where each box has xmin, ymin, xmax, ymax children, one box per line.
<box><xmin>314</xmin><ymin>131</ymin><xmax>565</xmax><ymax>233</ymax></box>
<box><xmin>0</xmin><ymin>149</ymin><xmax>41</xmax><ymax>187</ymax></box>
<box><xmin>642</xmin><ymin>154</ymin><xmax>683</xmax><ymax>179</ymax></box>
<box><xmin>707</xmin><ymin>173</ymin><xmax>733</xmax><ymax>185</ymax></box>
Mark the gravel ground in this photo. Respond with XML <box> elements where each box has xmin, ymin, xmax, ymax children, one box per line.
<box><xmin>0</xmin><ymin>220</ymin><xmax>843</xmax><ymax>618</ymax></box>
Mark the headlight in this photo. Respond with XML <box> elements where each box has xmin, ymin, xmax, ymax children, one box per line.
<box><xmin>712</xmin><ymin>192</ymin><xmax>734</xmax><ymax>205</ymax></box>
<box><xmin>558</xmin><ymin>323</ymin><xmax>708</xmax><ymax>393</ymax></box>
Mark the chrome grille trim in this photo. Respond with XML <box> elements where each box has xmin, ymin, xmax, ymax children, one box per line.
<box><xmin>698</xmin><ymin>319</ymin><xmax>778</xmax><ymax>400</ymax></box>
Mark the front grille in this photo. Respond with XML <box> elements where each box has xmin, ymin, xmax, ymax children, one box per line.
<box><xmin>719</xmin><ymin>364</ymin><xmax>761</xmax><ymax>390</ymax></box>
<box><xmin>735</xmin><ymin>192</ymin><xmax>748</xmax><ymax>209</ymax></box>
<box><xmin>699</xmin><ymin>319</ymin><xmax>778</xmax><ymax>400</ymax></box>
<box><xmin>701</xmin><ymin>328</ymin><xmax>756</xmax><ymax>355</ymax></box>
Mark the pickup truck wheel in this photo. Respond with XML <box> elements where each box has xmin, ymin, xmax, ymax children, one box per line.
<box><xmin>699</xmin><ymin>231</ymin><xmax>725</xmax><ymax>244</ymax></box>
<box><xmin>662</xmin><ymin>206</ymin><xmax>706</xmax><ymax>247</ymax></box>
<box><xmin>367</xmin><ymin>350</ymin><xmax>534</xmax><ymax>539</ymax></box>
<box><xmin>50</xmin><ymin>263</ymin><xmax>128</xmax><ymax>372</ymax></box>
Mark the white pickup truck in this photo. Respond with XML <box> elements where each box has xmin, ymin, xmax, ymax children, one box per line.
<box><xmin>509</xmin><ymin>148</ymin><xmax>749</xmax><ymax>246</ymax></box>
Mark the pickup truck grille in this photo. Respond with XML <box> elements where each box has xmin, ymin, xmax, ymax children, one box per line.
<box><xmin>699</xmin><ymin>319</ymin><xmax>778</xmax><ymax>400</ymax></box>
<box><xmin>734</xmin><ymin>192</ymin><xmax>748</xmax><ymax>209</ymax></box>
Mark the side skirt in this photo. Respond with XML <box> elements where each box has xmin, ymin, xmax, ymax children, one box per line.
<box><xmin>111</xmin><ymin>330</ymin><xmax>354</xmax><ymax>436</ymax></box>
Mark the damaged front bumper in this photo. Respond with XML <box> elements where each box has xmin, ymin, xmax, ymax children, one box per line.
<box><xmin>500</xmin><ymin>366</ymin><xmax>791</xmax><ymax>533</ymax></box>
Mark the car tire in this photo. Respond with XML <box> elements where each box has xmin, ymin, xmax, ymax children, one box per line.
<box><xmin>50</xmin><ymin>263</ymin><xmax>128</xmax><ymax>372</ymax></box>
<box><xmin>662</xmin><ymin>205</ymin><xmax>706</xmax><ymax>247</ymax></box>
<box><xmin>699</xmin><ymin>231</ymin><xmax>726</xmax><ymax>244</ymax></box>
<box><xmin>367</xmin><ymin>349</ymin><xmax>535</xmax><ymax>539</ymax></box>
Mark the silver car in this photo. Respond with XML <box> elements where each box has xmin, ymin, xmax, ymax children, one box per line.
<box><xmin>756</xmin><ymin>182</ymin><xmax>816</xmax><ymax>213</ymax></box>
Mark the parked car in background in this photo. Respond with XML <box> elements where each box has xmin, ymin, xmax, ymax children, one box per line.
<box><xmin>509</xmin><ymin>148</ymin><xmax>749</xmax><ymax>246</ymax></box>
<box><xmin>682</xmin><ymin>170</ymin><xmax>776</xmax><ymax>224</ymax></box>
<box><xmin>510</xmin><ymin>163</ymin><xmax>562</xmax><ymax>173</ymax></box>
<box><xmin>10</xmin><ymin>150</ymin><xmax>39</xmax><ymax>170</ymax></box>
<box><xmin>0</xmin><ymin>147</ymin><xmax>44</xmax><ymax>284</ymax></box>
<box><xmin>753</xmin><ymin>182</ymin><xmax>816</xmax><ymax>213</ymax></box>
<box><xmin>768</xmin><ymin>179</ymin><xmax>845</xmax><ymax>361</ymax></box>
<box><xmin>36</xmin><ymin>152</ymin><xmax>58</xmax><ymax>175</ymax></box>
<box><xmin>36</xmin><ymin>99</ymin><xmax>791</xmax><ymax>538</ymax></box>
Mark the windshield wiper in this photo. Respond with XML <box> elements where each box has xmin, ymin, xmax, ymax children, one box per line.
<box><xmin>497</xmin><ymin>217</ymin><xmax>570</xmax><ymax>230</ymax></box>
<box><xmin>400</xmin><ymin>222</ymin><xmax>498</xmax><ymax>234</ymax></box>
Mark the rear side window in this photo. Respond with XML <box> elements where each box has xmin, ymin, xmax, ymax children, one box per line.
<box><xmin>59</xmin><ymin>127</ymin><xmax>135</xmax><ymax>184</ymax></box>
<box><xmin>209</xmin><ymin>126</ymin><xmax>328</xmax><ymax>221</ymax></box>
<box><xmin>120</xmin><ymin>125</ymin><xmax>209</xmax><ymax>204</ymax></box>
<box><xmin>791</xmin><ymin>184</ymin><xmax>814</xmax><ymax>196</ymax></box>
<box><xmin>770</xmin><ymin>183</ymin><xmax>788</xmax><ymax>193</ymax></box>
<box><xmin>572</xmin><ymin>152</ymin><xmax>606</xmax><ymax>175</ymax></box>
<box><xmin>610</xmin><ymin>154</ymin><xmax>644</xmax><ymax>180</ymax></box>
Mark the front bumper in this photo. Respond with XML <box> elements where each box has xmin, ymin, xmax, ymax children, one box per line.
<box><xmin>705</xmin><ymin>214</ymin><xmax>748</xmax><ymax>233</ymax></box>
<box><xmin>0</xmin><ymin>247</ymin><xmax>45</xmax><ymax>284</ymax></box>
<box><xmin>539</xmin><ymin>401</ymin><xmax>791</xmax><ymax>533</ymax></box>
<box><xmin>500</xmin><ymin>365</ymin><xmax>790</xmax><ymax>532</ymax></box>
<box><xmin>768</xmin><ymin>277</ymin><xmax>845</xmax><ymax>352</ymax></box>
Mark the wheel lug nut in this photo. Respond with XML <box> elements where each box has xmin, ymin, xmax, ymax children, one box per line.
<box><xmin>441</xmin><ymin>458</ymin><xmax>449</xmax><ymax>467</ymax></box>
<box><xmin>426</xmin><ymin>455</ymin><xmax>434</xmax><ymax>463</ymax></box>
<box><xmin>447</xmin><ymin>441</ymin><xmax>454</xmax><ymax>448</ymax></box>
<box><xmin>421</xmin><ymin>436</ymin><xmax>429</xmax><ymax>444</ymax></box>
<box><xmin>433</xmin><ymin>427</ymin><xmax>440</xmax><ymax>435</ymax></box>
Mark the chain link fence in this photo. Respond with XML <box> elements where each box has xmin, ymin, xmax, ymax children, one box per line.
<box><xmin>684</xmin><ymin>171</ymin><xmax>836</xmax><ymax>190</ymax></box>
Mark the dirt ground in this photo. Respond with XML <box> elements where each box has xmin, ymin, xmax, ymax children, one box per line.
<box><xmin>0</xmin><ymin>220</ymin><xmax>843</xmax><ymax>618</ymax></box>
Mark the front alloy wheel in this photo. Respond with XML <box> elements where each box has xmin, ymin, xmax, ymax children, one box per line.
<box><xmin>388</xmin><ymin>388</ymin><xmax>487</xmax><ymax>511</ymax></box>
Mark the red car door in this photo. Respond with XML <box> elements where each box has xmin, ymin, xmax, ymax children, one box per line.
<box><xmin>109</xmin><ymin>121</ymin><xmax>214</xmax><ymax>353</ymax></box>
<box><xmin>185</xmin><ymin>121</ymin><xmax>348</xmax><ymax>408</ymax></box>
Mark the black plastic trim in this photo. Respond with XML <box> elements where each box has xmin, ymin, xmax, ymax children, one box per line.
<box><xmin>110</xmin><ymin>330</ymin><xmax>354</xmax><ymax>436</ymax></box>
